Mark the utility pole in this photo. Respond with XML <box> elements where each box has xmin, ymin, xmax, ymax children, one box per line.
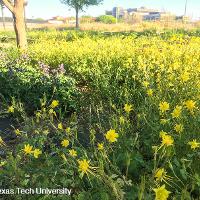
<box><xmin>184</xmin><ymin>0</ymin><xmax>188</xmax><ymax>16</ymax></box>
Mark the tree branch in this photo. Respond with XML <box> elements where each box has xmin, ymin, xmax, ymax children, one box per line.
<box><xmin>2</xmin><ymin>0</ymin><xmax>14</xmax><ymax>13</ymax></box>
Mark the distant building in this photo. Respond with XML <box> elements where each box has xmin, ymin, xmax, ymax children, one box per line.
<box><xmin>106</xmin><ymin>6</ymin><xmax>176</xmax><ymax>22</ymax></box>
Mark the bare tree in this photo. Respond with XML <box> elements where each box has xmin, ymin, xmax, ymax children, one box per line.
<box><xmin>0</xmin><ymin>0</ymin><xmax>5</xmax><ymax>30</ymax></box>
<box><xmin>2</xmin><ymin>0</ymin><xmax>27</xmax><ymax>49</ymax></box>
<box><xmin>60</xmin><ymin>0</ymin><xmax>103</xmax><ymax>28</ymax></box>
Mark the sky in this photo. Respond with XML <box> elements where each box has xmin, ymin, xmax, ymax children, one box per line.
<box><xmin>3</xmin><ymin>0</ymin><xmax>200</xmax><ymax>20</ymax></box>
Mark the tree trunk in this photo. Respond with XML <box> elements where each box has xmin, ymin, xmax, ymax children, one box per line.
<box><xmin>1</xmin><ymin>6</ymin><xmax>5</xmax><ymax>30</ymax></box>
<box><xmin>75</xmin><ymin>7</ymin><xmax>79</xmax><ymax>29</ymax></box>
<box><xmin>13</xmin><ymin>0</ymin><xmax>27</xmax><ymax>49</ymax></box>
<box><xmin>2</xmin><ymin>0</ymin><xmax>27</xmax><ymax>49</ymax></box>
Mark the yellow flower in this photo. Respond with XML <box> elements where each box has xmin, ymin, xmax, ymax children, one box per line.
<box><xmin>147</xmin><ymin>89</ymin><xmax>153</xmax><ymax>96</ymax></box>
<box><xmin>8</xmin><ymin>106</ymin><xmax>14</xmax><ymax>113</ymax></box>
<box><xmin>153</xmin><ymin>185</ymin><xmax>171</xmax><ymax>200</ymax></box>
<box><xmin>180</xmin><ymin>71</ymin><xmax>190</xmax><ymax>82</ymax></box>
<box><xmin>49</xmin><ymin>108</ymin><xmax>55</xmax><ymax>115</ymax></box>
<box><xmin>119</xmin><ymin>116</ymin><xmax>125</xmax><ymax>124</ymax></box>
<box><xmin>159</xmin><ymin>102</ymin><xmax>170</xmax><ymax>113</ymax></box>
<box><xmin>58</xmin><ymin>123</ymin><xmax>63</xmax><ymax>130</ymax></box>
<box><xmin>61</xmin><ymin>139</ymin><xmax>69</xmax><ymax>147</ymax></box>
<box><xmin>171</xmin><ymin>106</ymin><xmax>182</xmax><ymax>118</ymax></box>
<box><xmin>143</xmin><ymin>81</ymin><xmax>149</xmax><ymax>88</ymax></box>
<box><xmin>174</xmin><ymin>124</ymin><xmax>183</xmax><ymax>133</ymax></box>
<box><xmin>15</xmin><ymin>129</ymin><xmax>21</xmax><ymax>135</ymax></box>
<box><xmin>33</xmin><ymin>149</ymin><xmax>42</xmax><ymax>158</ymax></box>
<box><xmin>23</xmin><ymin>144</ymin><xmax>33</xmax><ymax>155</ymax></box>
<box><xmin>124</xmin><ymin>104</ymin><xmax>133</xmax><ymax>113</ymax></box>
<box><xmin>159</xmin><ymin>130</ymin><xmax>168</xmax><ymax>138</ymax></box>
<box><xmin>69</xmin><ymin>149</ymin><xmax>77</xmax><ymax>157</ymax></box>
<box><xmin>78</xmin><ymin>159</ymin><xmax>90</xmax><ymax>174</ymax></box>
<box><xmin>105</xmin><ymin>129</ymin><xmax>119</xmax><ymax>143</ymax></box>
<box><xmin>161</xmin><ymin>134</ymin><xmax>174</xmax><ymax>146</ymax></box>
<box><xmin>185</xmin><ymin>100</ymin><xmax>196</xmax><ymax>111</ymax></box>
<box><xmin>65</xmin><ymin>127</ymin><xmax>71</xmax><ymax>133</ymax></box>
<box><xmin>155</xmin><ymin>168</ymin><xmax>172</xmax><ymax>182</ymax></box>
<box><xmin>50</xmin><ymin>100</ymin><xmax>59</xmax><ymax>108</ymax></box>
<box><xmin>0</xmin><ymin>137</ymin><xmax>6</xmax><ymax>146</ymax></box>
<box><xmin>188</xmin><ymin>139</ymin><xmax>200</xmax><ymax>150</ymax></box>
<box><xmin>97</xmin><ymin>143</ymin><xmax>104</xmax><ymax>150</ymax></box>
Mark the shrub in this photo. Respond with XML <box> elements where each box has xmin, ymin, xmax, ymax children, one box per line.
<box><xmin>96</xmin><ymin>15</ymin><xmax>117</xmax><ymax>24</ymax></box>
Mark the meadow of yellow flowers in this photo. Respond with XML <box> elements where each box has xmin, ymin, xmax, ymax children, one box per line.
<box><xmin>0</xmin><ymin>30</ymin><xmax>200</xmax><ymax>199</ymax></box>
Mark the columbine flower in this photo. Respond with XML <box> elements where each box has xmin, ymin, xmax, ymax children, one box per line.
<box><xmin>143</xmin><ymin>81</ymin><xmax>149</xmax><ymax>88</ymax></box>
<box><xmin>153</xmin><ymin>185</ymin><xmax>171</xmax><ymax>200</ymax></box>
<box><xmin>50</xmin><ymin>100</ymin><xmax>59</xmax><ymax>108</ymax></box>
<box><xmin>61</xmin><ymin>139</ymin><xmax>69</xmax><ymax>147</ymax></box>
<box><xmin>69</xmin><ymin>149</ymin><xmax>77</xmax><ymax>157</ymax></box>
<box><xmin>8</xmin><ymin>106</ymin><xmax>14</xmax><ymax>113</ymax></box>
<box><xmin>171</xmin><ymin>106</ymin><xmax>182</xmax><ymax>118</ymax></box>
<box><xmin>188</xmin><ymin>139</ymin><xmax>200</xmax><ymax>150</ymax></box>
<box><xmin>161</xmin><ymin>134</ymin><xmax>174</xmax><ymax>147</ymax></box>
<box><xmin>15</xmin><ymin>129</ymin><xmax>21</xmax><ymax>135</ymax></box>
<box><xmin>174</xmin><ymin>124</ymin><xmax>183</xmax><ymax>133</ymax></box>
<box><xmin>33</xmin><ymin>149</ymin><xmax>42</xmax><ymax>158</ymax></box>
<box><xmin>159</xmin><ymin>102</ymin><xmax>170</xmax><ymax>113</ymax></box>
<box><xmin>185</xmin><ymin>100</ymin><xmax>196</xmax><ymax>111</ymax></box>
<box><xmin>97</xmin><ymin>143</ymin><xmax>104</xmax><ymax>150</ymax></box>
<box><xmin>78</xmin><ymin>159</ymin><xmax>90</xmax><ymax>174</ymax></box>
<box><xmin>105</xmin><ymin>129</ymin><xmax>119</xmax><ymax>143</ymax></box>
<box><xmin>124</xmin><ymin>104</ymin><xmax>133</xmax><ymax>113</ymax></box>
<box><xmin>154</xmin><ymin>168</ymin><xmax>172</xmax><ymax>182</ymax></box>
<box><xmin>23</xmin><ymin>144</ymin><xmax>33</xmax><ymax>155</ymax></box>
<box><xmin>58</xmin><ymin>123</ymin><xmax>63</xmax><ymax>130</ymax></box>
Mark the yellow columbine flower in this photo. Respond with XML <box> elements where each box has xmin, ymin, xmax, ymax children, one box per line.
<box><xmin>124</xmin><ymin>104</ymin><xmax>133</xmax><ymax>113</ymax></box>
<box><xmin>15</xmin><ymin>129</ymin><xmax>21</xmax><ymax>135</ymax></box>
<box><xmin>69</xmin><ymin>149</ymin><xmax>77</xmax><ymax>157</ymax></box>
<box><xmin>171</xmin><ymin>106</ymin><xmax>182</xmax><ymax>118</ymax></box>
<box><xmin>50</xmin><ymin>100</ymin><xmax>59</xmax><ymax>108</ymax></box>
<box><xmin>105</xmin><ymin>129</ymin><xmax>119</xmax><ymax>143</ymax></box>
<box><xmin>159</xmin><ymin>102</ymin><xmax>170</xmax><ymax>113</ymax></box>
<box><xmin>61</xmin><ymin>139</ymin><xmax>69</xmax><ymax>147</ymax></box>
<box><xmin>185</xmin><ymin>100</ymin><xmax>196</xmax><ymax>111</ymax></box>
<box><xmin>23</xmin><ymin>144</ymin><xmax>33</xmax><ymax>155</ymax></box>
<box><xmin>43</xmin><ymin>129</ymin><xmax>49</xmax><ymax>135</ymax></box>
<box><xmin>58</xmin><ymin>123</ymin><xmax>63</xmax><ymax>130</ymax></box>
<box><xmin>8</xmin><ymin>106</ymin><xmax>14</xmax><ymax>113</ymax></box>
<box><xmin>174</xmin><ymin>124</ymin><xmax>183</xmax><ymax>133</ymax></box>
<box><xmin>33</xmin><ymin>149</ymin><xmax>42</xmax><ymax>158</ymax></box>
<box><xmin>153</xmin><ymin>185</ymin><xmax>171</xmax><ymax>200</ymax></box>
<box><xmin>159</xmin><ymin>130</ymin><xmax>168</xmax><ymax>138</ymax></box>
<box><xmin>97</xmin><ymin>143</ymin><xmax>104</xmax><ymax>150</ymax></box>
<box><xmin>147</xmin><ymin>89</ymin><xmax>153</xmax><ymax>96</ymax></box>
<box><xmin>188</xmin><ymin>139</ymin><xmax>200</xmax><ymax>150</ymax></box>
<box><xmin>154</xmin><ymin>168</ymin><xmax>172</xmax><ymax>182</ymax></box>
<box><xmin>161</xmin><ymin>134</ymin><xmax>174</xmax><ymax>146</ymax></box>
<box><xmin>78</xmin><ymin>159</ymin><xmax>90</xmax><ymax>174</ymax></box>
